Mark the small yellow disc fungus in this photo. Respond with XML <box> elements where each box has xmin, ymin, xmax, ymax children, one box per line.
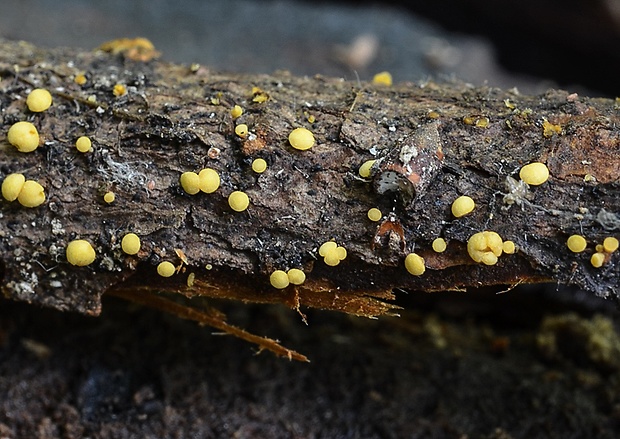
<box><xmin>251</xmin><ymin>158</ymin><xmax>267</xmax><ymax>174</ymax></box>
<box><xmin>17</xmin><ymin>180</ymin><xmax>45</xmax><ymax>207</ymax></box>
<box><xmin>319</xmin><ymin>241</ymin><xmax>337</xmax><ymax>257</ymax></box>
<box><xmin>121</xmin><ymin>233</ymin><xmax>141</xmax><ymax>255</ymax></box>
<box><xmin>228</xmin><ymin>191</ymin><xmax>249</xmax><ymax>212</ymax></box>
<box><xmin>519</xmin><ymin>162</ymin><xmax>549</xmax><ymax>186</ymax></box>
<box><xmin>367</xmin><ymin>207</ymin><xmax>382</xmax><ymax>222</ymax></box>
<box><xmin>288</xmin><ymin>127</ymin><xmax>315</xmax><ymax>151</ymax></box>
<box><xmin>451</xmin><ymin>195</ymin><xmax>475</xmax><ymax>218</ymax></box>
<box><xmin>235</xmin><ymin>124</ymin><xmax>249</xmax><ymax>138</ymax></box>
<box><xmin>66</xmin><ymin>239</ymin><xmax>96</xmax><ymax>266</ymax></box>
<box><xmin>323</xmin><ymin>248</ymin><xmax>341</xmax><ymax>267</ymax></box>
<box><xmin>26</xmin><ymin>88</ymin><xmax>52</xmax><ymax>112</ymax></box>
<box><xmin>270</xmin><ymin>270</ymin><xmax>290</xmax><ymax>289</ymax></box>
<box><xmin>603</xmin><ymin>237</ymin><xmax>619</xmax><ymax>253</ymax></box>
<box><xmin>103</xmin><ymin>191</ymin><xmax>115</xmax><ymax>203</ymax></box>
<box><xmin>287</xmin><ymin>268</ymin><xmax>306</xmax><ymax>285</ymax></box>
<box><xmin>7</xmin><ymin>121</ymin><xmax>40</xmax><ymax>153</ymax></box>
<box><xmin>590</xmin><ymin>252</ymin><xmax>606</xmax><ymax>268</ymax></box>
<box><xmin>198</xmin><ymin>168</ymin><xmax>220</xmax><ymax>193</ymax></box>
<box><xmin>195</xmin><ymin>168</ymin><xmax>220</xmax><ymax>193</ymax></box>
<box><xmin>336</xmin><ymin>246</ymin><xmax>347</xmax><ymax>261</ymax></box>
<box><xmin>432</xmin><ymin>238</ymin><xmax>447</xmax><ymax>253</ymax></box>
<box><xmin>467</xmin><ymin>231</ymin><xmax>503</xmax><ymax>265</ymax></box>
<box><xmin>180</xmin><ymin>171</ymin><xmax>201</xmax><ymax>195</ymax></box>
<box><xmin>405</xmin><ymin>253</ymin><xmax>425</xmax><ymax>276</ymax></box>
<box><xmin>157</xmin><ymin>261</ymin><xmax>176</xmax><ymax>277</ymax></box>
<box><xmin>358</xmin><ymin>160</ymin><xmax>376</xmax><ymax>178</ymax></box>
<box><xmin>230</xmin><ymin>105</ymin><xmax>243</xmax><ymax>119</ymax></box>
<box><xmin>74</xmin><ymin>74</ymin><xmax>87</xmax><ymax>85</ymax></box>
<box><xmin>502</xmin><ymin>240</ymin><xmax>516</xmax><ymax>254</ymax></box>
<box><xmin>566</xmin><ymin>234</ymin><xmax>587</xmax><ymax>253</ymax></box>
<box><xmin>372</xmin><ymin>71</ymin><xmax>393</xmax><ymax>86</ymax></box>
<box><xmin>113</xmin><ymin>84</ymin><xmax>127</xmax><ymax>97</ymax></box>
<box><xmin>2</xmin><ymin>173</ymin><xmax>26</xmax><ymax>202</ymax></box>
<box><xmin>75</xmin><ymin>136</ymin><xmax>92</xmax><ymax>153</ymax></box>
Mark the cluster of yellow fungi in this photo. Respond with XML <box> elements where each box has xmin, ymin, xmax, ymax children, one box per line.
<box><xmin>567</xmin><ymin>234</ymin><xmax>619</xmax><ymax>268</ymax></box>
<box><xmin>467</xmin><ymin>231</ymin><xmax>515</xmax><ymax>266</ymax></box>
<box><xmin>269</xmin><ymin>268</ymin><xmax>306</xmax><ymax>289</ymax></box>
<box><xmin>1</xmin><ymin>173</ymin><xmax>46</xmax><ymax>207</ymax></box>
<box><xmin>180</xmin><ymin>168</ymin><xmax>221</xmax><ymax>195</ymax></box>
<box><xmin>319</xmin><ymin>241</ymin><xmax>347</xmax><ymax>267</ymax></box>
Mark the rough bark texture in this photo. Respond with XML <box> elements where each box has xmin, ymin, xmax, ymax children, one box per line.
<box><xmin>0</xmin><ymin>39</ymin><xmax>619</xmax><ymax>355</ymax></box>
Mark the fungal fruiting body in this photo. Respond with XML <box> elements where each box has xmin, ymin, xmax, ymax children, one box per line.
<box><xmin>103</xmin><ymin>191</ymin><xmax>115</xmax><ymax>203</ymax></box>
<box><xmin>74</xmin><ymin>74</ymin><xmax>87</xmax><ymax>85</ymax></box>
<box><xmin>251</xmin><ymin>158</ymin><xmax>267</xmax><ymax>174</ymax></box>
<box><xmin>157</xmin><ymin>261</ymin><xmax>176</xmax><ymax>277</ymax></box>
<box><xmin>432</xmin><ymin>238</ymin><xmax>447</xmax><ymax>253</ymax></box>
<box><xmin>367</xmin><ymin>207</ymin><xmax>382</xmax><ymax>222</ymax></box>
<box><xmin>404</xmin><ymin>253</ymin><xmax>425</xmax><ymax>276</ymax></box>
<box><xmin>502</xmin><ymin>240</ymin><xmax>517</xmax><ymax>254</ymax></box>
<box><xmin>590</xmin><ymin>253</ymin><xmax>606</xmax><ymax>268</ymax></box>
<box><xmin>287</xmin><ymin>268</ymin><xmax>306</xmax><ymax>286</ymax></box>
<box><xmin>270</xmin><ymin>270</ymin><xmax>290</xmax><ymax>289</ymax></box>
<box><xmin>198</xmin><ymin>168</ymin><xmax>220</xmax><ymax>193</ymax></box>
<box><xmin>235</xmin><ymin>124</ymin><xmax>248</xmax><ymax>138</ymax></box>
<box><xmin>519</xmin><ymin>162</ymin><xmax>549</xmax><ymax>186</ymax></box>
<box><xmin>603</xmin><ymin>237</ymin><xmax>619</xmax><ymax>253</ymax></box>
<box><xmin>66</xmin><ymin>240</ymin><xmax>96</xmax><ymax>266</ymax></box>
<box><xmin>1</xmin><ymin>173</ymin><xmax>26</xmax><ymax>202</ymax></box>
<box><xmin>228</xmin><ymin>191</ymin><xmax>249</xmax><ymax>212</ymax></box>
<box><xmin>26</xmin><ymin>88</ymin><xmax>52</xmax><ymax>112</ymax></box>
<box><xmin>121</xmin><ymin>233</ymin><xmax>141</xmax><ymax>255</ymax></box>
<box><xmin>7</xmin><ymin>121</ymin><xmax>40</xmax><ymax>152</ymax></box>
<box><xmin>467</xmin><ymin>231</ymin><xmax>503</xmax><ymax>265</ymax></box>
<box><xmin>113</xmin><ymin>84</ymin><xmax>127</xmax><ymax>97</ymax></box>
<box><xmin>288</xmin><ymin>127</ymin><xmax>315</xmax><ymax>151</ymax></box>
<box><xmin>319</xmin><ymin>241</ymin><xmax>347</xmax><ymax>266</ymax></box>
<box><xmin>358</xmin><ymin>160</ymin><xmax>376</xmax><ymax>178</ymax></box>
<box><xmin>230</xmin><ymin>105</ymin><xmax>243</xmax><ymax>119</ymax></box>
<box><xmin>451</xmin><ymin>195</ymin><xmax>475</xmax><ymax>218</ymax></box>
<box><xmin>75</xmin><ymin>136</ymin><xmax>92</xmax><ymax>153</ymax></box>
<box><xmin>17</xmin><ymin>180</ymin><xmax>45</xmax><ymax>207</ymax></box>
<box><xmin>180</xmin><ymin>172</ymin><xmax>200</xmax><ymax>195</ymax></box>
<box><xmin>372</xmin><ymin>71</ymin><xmax>392</xmax><ymax>86</ymax></box>
<box><xmin>566</xmin><ymin>234</ymin><xmax>587</xmax><ymax>253</ymax></box>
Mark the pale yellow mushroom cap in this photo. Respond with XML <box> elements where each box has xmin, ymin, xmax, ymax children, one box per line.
<box><xmin>566</xmin><ymin>234</ymin><xmax>587</xmax><ymax>253</ymax></box>
<box><xmin>66</xmin><ymin>239</ymin><xmax>96</xmax><ymax>266</ymax></box>
<box><xmin>467</xmin><ymin>231</ymin><xmax>503</xmax><ymax>265</ymax></box>
<box><xmin>358</xmin><ymin>160</ymin><xmax>376</xmax><ymax>178</ymax></box>
<box><xmin>180</xmin><ymin>171</ymin><xmax>200</xmax><ymax>195</ymax></box>
<box><xmin>235</xmin><ymin>124</ymin><xmax>248</xmax><ymax>138</ymax></box>
<box><xmin>270</xmin><ymin>270</ymin><xmax>290</xmax><ymax>289</ymax></box>
<box><xmin>228</xmin><ymin>191</ymin><xmax>249</xmax><ymax>212</ymax></box>
<box><xmin>75</xmin><ymin>136</ymin><xmax>92</xmax><ymax>153</ymax></box>
<box><xmin>251</xmin><ymin>158</ymin><xmax>267</xmax><ymax>174</ymax></box>
<box><xmin>7</xmin><ymin>121</ymin><xmax>40</xmax><ymax>152</ymax></box>
<box><xmin>372</xmin><ymin>71</ymin><xmax>393</xmax><ymax>86</ymax></box>
<box><xmin>157</xmin><ymin>261</ymin><xmax>176</xmax><ymax>277</ymax></box>
<box><xmin>121</xmin><ymin>233</ymin><xmax>141</xmax><ymax>255</ymax></box>
<box><xmin>451</xmin><ymin>195</ymin><xmax>475</xmax><ymax>218</ymax></box>
<box><xmin>405</xmin><ymin>253</ymin><xmax>425</xmax><ymax>275</ymax></box>
<box><xmin>230</xmin><ymin>105</ymin><xmax>243</xmax><ymax>119</ymax></box>
<box><xmin>2</xmin><ymin>173</ymin><xmax>26</xmax><ymax>202</ymax></box>
<box><xmin>17</xmin><ymin>180</ymin><xmax>45</xmax><ymax>207</ymax></box>
<box><xmin>26</xmin><ymin>88</ymin><xmax>53</xmax><ymax>112</ymax></box>
<box><xmin>319</xmin><ymin>241</ymin><xmax>337</xmax><ymax>257</ymax></box>
<box><xmin>367</xmin><ymin>207</ymin><xmax>382</xmax><ymax>222</ymax></box>
<box><xmin>288</xmin><ymin>127</ymin><xmax>315</xmax><ymax>151</ymax></box>
<box><xmin>432</xmin><ymin>238</ymin><xmax>447</xmax><ymax>253</ymax></box>
<box><xmin>198</xmin><ymin>168</ymin><xmax>220</xmax><ymax>193</ymax></box>
<box><xmin>590</xmin><ymin>252</ymin><xmax>606</xmax><ymax>268</ymax></box>
<box><xmin>519</xmin><ymin>162</ymin><xmax>549</xmax><ymax>186</ymax></box>
<box><xmin>603</xmin><ymin>237</ymin><xmax>619</xmax><ymax>253</ymax></box>
<box><xmin>287</xmin><ymin>268</ymin><xmax>306</xmax><ymax>285</ymax></box>
<box><xmin>103</xmin><ymin>191</ymin><xmax>115</xmax><ymax>204</ymax></box>
<box><xmin>502</xmin><ymin>240</ymin><xmax>516</xmax><ymax>254</ymax></box>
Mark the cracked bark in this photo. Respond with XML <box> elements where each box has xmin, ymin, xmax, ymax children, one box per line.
<box><xmin>1</xmin><ymin>39</ymin><xmax>618</xmax><ymax>359</ymax></box>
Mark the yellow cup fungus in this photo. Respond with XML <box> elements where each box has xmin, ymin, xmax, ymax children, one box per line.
<box><xmin>103</xmin><ymin>191</ymin><xmax>115</xmax><ymax>203</ymax></box>
<box><xmin>319</xmin><ymin>241</ymin><xmax>337</xmax><ymax>257</ymax></box>
<box><xmin>157</xmin><ymin>261</ymin><xmax>176</xmax><ymax>277</ymax></box>
<box><xmin>235</xmin><ymin>124</ymin><xmax>249</xmax><ymax>138</ymax></box>
<box><xmin>288</xmin><ymin>127</ymin><xmax>315</xmax><ymax>151</ymax></box>
<box><xmin>2</xmin><ymin>173</ymin><xmax>26</xmax><ymax>202</ymax></box>
<box><xmin>230</xmin><ymin>105</ymin><xmax>243</xmax><ymax>119</ymax></box>
<box><xmin>74</xmin><ymin>74</ymin><xmax>87</xmax><ymax>86</ymax></box>
<box><xmin>372</xmin><ymin>71</ymin><xmax>393</xmax><ymax>86</ymax></box>
<box><xmin>590</xmin><ymin>252</ymin><xmax>606</xmax><ymax>268</ymax></box>
<box><xmin>228</xmin><ymin>191</ymin><xmax>250</xmax><ymax>212</ymax></box>
<box><xmin>519</xmin><ymin>162</ymin><xmax>549</xmax><ymax>186</ymax></box>
<box><xmin>26</xmin><ymin>88</ymin><xmax>52</xmax><ymax>112</ymax></box>
<box><xmin>113</xmin><ymin>84</ymin><xmax>127</xmax><ymax>97</ymax></box>
<box><xmin>502</xmin><ymin>240</ymin><xmax>517</xmax><ymax>254</ymax></box>
<box><xmin>270</xmin><ymin>270</ymin><xmax>290</xmax><ymax>289</ymax></box>
<box><xmin>358</xmin><ymin>160</ymin><xmax>376</xmax><ymax>178</ymax></box>
<box><xmin>121</xmin><ymin>233</ymin><xmax>141</xmax><ymax>255</ymax></box>
<box><xmin>66</xmin><ymin>239</ymin><xmax>96</xmax><ymax>266</ymax></box>
<box><xmin>75</xmin><ymin>136</ymin><xmax>92</xmax><ymax>153</ymax></box>
<box><xmin>180</xmin><ymin>171</ymin><xmax>201</xmax><ymax>195</ymax></box>
<box><xmin>187</xmin><ymin>272</ymin><xmax>196</xmax><ymax>287</ymax></box>
<box><xmin>432</xmin><ymin>238</ymin><xmax>447</xmax><ymax>253</ymax></box>
<box><xmin>319</xmin><ymin>240</ymin><xmax>347</xmax><ymax>266</ymax></box>
<box><xmin>451</xmin><ymin>195</ymin><xmax>475</xmax><ymax>218</ymax></box>
<box><xmin>251</xmin><ymin>158</ymin><xmax>267</xmax><ymax>174</ymax></box>
<box><xmin>7</xmin><ymin>121</ymin><xmax>40</xmax><ymax>152</ymax></box>
<box><xmin>404</xmin><ymin>253</ymin><xmax>425</xmax><ymax>276</ymax></box>
<box><xmin>17</xmin><ymin>180</ymin><xmax>45</xmax><ymax>207</ymax></box>
<box><xmin>198</xmin><ymin>168</ymin><xmax>220</xmax><ymax>193</ymax></box>
<box><xmin>603</xmin><ymin>237</ymin><xmax>619</xmax><ymax>253</ymax></box>
<box><xmin>287</xmin><ymin>268</ymin><xmax>306</xmax><ymax>286</ymax></box>
<box><xmin>467</xmin><ymin>231</ymin><xmax>503</xmax><ymax>265</ymax></box>
<box><xmin>367</xmin><ymin>207</ymin><xmax>382</xmax><ymax>222</ymax></box>
<box><xmin>566</xmin><ymin>234</ymin><xmax>587</xmax><ymax>253</ymax></box>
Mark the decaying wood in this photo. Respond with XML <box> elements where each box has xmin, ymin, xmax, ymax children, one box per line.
<box><xmin>1</xmin><ymin>39</ymin><xmax>618</xmax><ymax>359</ymax></box>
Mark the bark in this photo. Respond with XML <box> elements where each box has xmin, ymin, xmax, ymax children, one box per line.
<box><xmin>1</xmin><ymin>39</ymin><xmax>619</xmax><ymax>358</ymax></box>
